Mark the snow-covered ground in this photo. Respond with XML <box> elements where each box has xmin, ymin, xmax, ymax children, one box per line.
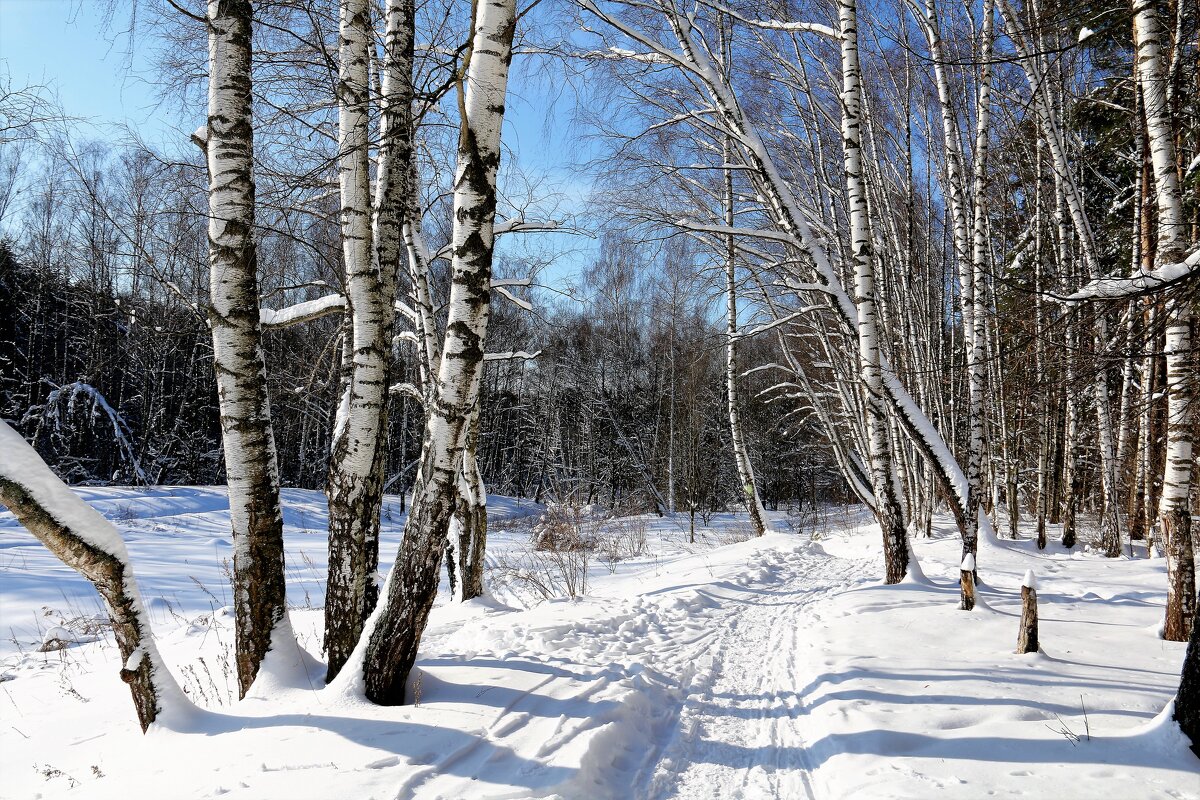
<box><xmin>0</xmin><ymin>488</ymin><xmax>1195</xmax><ymax>799</ymax></box>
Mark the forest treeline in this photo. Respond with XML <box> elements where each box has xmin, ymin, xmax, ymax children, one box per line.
<box><xmin>0</xmin><ymin>232</ymin><xmax>836</xmax><ymax>510</ymax></box>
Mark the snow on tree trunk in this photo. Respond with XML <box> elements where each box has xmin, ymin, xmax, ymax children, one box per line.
<box><xmin>362</xmin><ymin>0</ymin><xmax>517</xmax><ymax>705</ymax></box>
<box><xmin>0</xmin><ymin>422</ymin><xmax>189</xmax><ymax>732</ymax></box>
<box><xmin>324</xmin><ymin>0</ymin><xmax>415</xmax><ymax>683</ymax></box>
<box><xmin>723</xmin><ymin>135</ymin><xmax>768</xmax><ymax>538</ymax></box>
<box><xmin>1134</xmin><ymin>0</ymin><xmax>1195</xmax><ymax>642</ymax></box>
<box><xmin>841</xmin><ymin>0</ymin><xmax>907</xmax><ymax>582</ymax></box>
<box><xmin>202</xmin><ymin>0</ymin><xmax>290</xmax><ymax>699</ymax></box>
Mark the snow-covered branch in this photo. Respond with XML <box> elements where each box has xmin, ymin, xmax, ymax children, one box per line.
<box><xmin>259</xmin><ymin>294</ymin><xmax>347</xmax><ymax>328</ymax></box>
<box><xmin>493</xmin><ymin>284</ymin><xmax>534</xmax><ymax>311</ymax></box>
<box><xmin>484</xmin><ymin>350</ymin><xmax>542</xmax><ymax>362</ymax></box>
<box><xmin>1058</xmin><ymin>249</ymin><xmax>1200</xmax><ymax>302</ymax></box>
<box><xmin>389</xmin><ymin>382</ymin><xmax>424</xmax><ymax>403</ymax></box>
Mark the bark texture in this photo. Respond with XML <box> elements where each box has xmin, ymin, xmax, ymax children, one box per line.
<box><xmin>1175</xmin><ymin>605</ymin><xmax>1200</xmax><ymax>757</ymax></box>
<box><xmin>363</xmin><ymin>0</ymin><xmax>517</xmax><ymax>705</ymax></box>
<box><xmin>1017</xmin><ymin>584</ymin><xmax>1038</xmax><ymax>654</ymax></box>
<box><xmin>204</xmin><ymin>0</ymin><xmax>290</xmax><ymax>698</ymax></box>
<box><xmin>324</xmin><ymin>0</ymin><xmax>416</xmax><ymax>683</ymax></box>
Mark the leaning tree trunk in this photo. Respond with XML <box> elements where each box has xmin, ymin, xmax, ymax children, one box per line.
<box><xmin>202</xmin><ymin>0</ymin><xmax>290</xmax><ymax>699</ymax></box>
<box><xmin>324</xmin><ymin>0</ymin><xmax>415</xmax><ymax>683</ymax></box>
<box><xmin>841</xmin><ymin>0</ymin><xmax>908</xmax><ymax>583</ymax></box>
<box><xmin>362</xmin><ymin>0</ymin><xmax>517</xmax><ymax>705</ymax></box>
<box><xmin>0</xmin><ymin>423</ymin><xmax>188</xmax><ymax>731</ymax></box>
<box><xmin>1134</xmin><ymin>0</ymin><xmax>1195</xmax><ymax>642</ymax></box>
<box><xmin>722</xmin><ymin>134</ymin><xmax>768</xmax><ymax>537</ymax></box>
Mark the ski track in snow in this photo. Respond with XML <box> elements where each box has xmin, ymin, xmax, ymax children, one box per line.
<box><xmin>390</xmin><ymin>541</ymin><xmax>868</xmax><ymax>800</ymax></box>
<box><xmin>643</xmin><ymin>548</ymin><xmax>863</xmax><ymax>800</ymax></box>
<box><xmin>2</xmin><ymin>490</ymin><xmax>1195</xmax><ymax>800</ymax></box>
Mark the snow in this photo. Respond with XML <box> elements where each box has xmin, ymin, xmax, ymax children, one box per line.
<box><xmin>1023</xmin><ymin>568</ymin><xmax>1037</xmax><ymax>590</ymax></box>
<box><xmin>961</xmin><ymin>552</ymin><xmax>976</xmax><ymax>571</ymax></box>
<box><xmin>1078</xmin><ymin>27</ymin><xmax>1095</xmax><ymax>43</ymax></box>
<box><xmin>258</xmin><ymin>293</ymin><xmax>346</xmax><ymax>328</ymax></box>
<box><xmin>1063</xmin><ymin>249</ymin><xmax>1200</xmax><ymax>301</ymax></box>
<box><xmin>0</xmin><ymin>489</ymin><xmax>1195</xmax><ymax>798</ymax></box>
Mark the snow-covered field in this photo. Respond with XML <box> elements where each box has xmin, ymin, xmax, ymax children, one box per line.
<box><xmin>0</xmin><ymin>488</ymin><xmax>1195</xmax><ymax>799</ymax></box>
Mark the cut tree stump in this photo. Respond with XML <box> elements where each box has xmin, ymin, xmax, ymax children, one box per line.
<box><xmin>1017</xmin><ymin>569</ymin><xmax>1038</xmax><ymax>653</ymax></box>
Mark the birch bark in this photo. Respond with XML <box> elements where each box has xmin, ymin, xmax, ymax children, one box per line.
<box><xmin>363</xmin><ymin>0</ymin><xmax>517</xmax><ymax>704</ymax></box>
<box><xmin>203</xmin><ymin>0</ymin><xmax>291</xmax><ymax>698</ymax></box>
<box><xmin>1134</xmin><ymin>0</ymin><xmax>1195</xmax><ymax>642</ymax></box>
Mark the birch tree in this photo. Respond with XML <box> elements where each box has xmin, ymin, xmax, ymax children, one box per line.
<box><xmin>840</xmin><ymin>0</ymin><xmax>908</xmax><ymax>582</ymax></box>
<box><xmin>324</xmin><ymin>0</ymin><xmax>416</xmax><ymax>683</ymax></box>
<box><xmin>1134</xmin><ymin>0</ymin><xmax>1195</xmax><ymax>643</ymax></box>
<box><xmin>200</xmin><ymin>0</ymin><xmax>292</xmax><ymax>698</ymax></box>
<box><xmin>362</xmin><ymin>0</ymin><xmax>518</xmax><ymax>704</ymax></box>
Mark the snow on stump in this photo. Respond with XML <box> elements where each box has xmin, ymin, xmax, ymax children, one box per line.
<box><xmin>960</xmin><ymin>553</ymin><xmax>976</xmax><ymax>611</ymax></box>
<box><xmin>1017</xmin><ymin>570</ymin><xmax>1039</xmax><ymax>654</ymax></box>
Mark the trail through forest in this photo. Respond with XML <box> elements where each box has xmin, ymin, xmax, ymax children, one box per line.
<box><xmin>643</xmin><ymin>546</ymin><xmax>863</xmax><ymax>800</ymax></box>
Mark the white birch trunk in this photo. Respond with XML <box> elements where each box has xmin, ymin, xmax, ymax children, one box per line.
<box><xmin>723</xmin><ymin>135</ymin><xmax>768</xmax><ymax>537</ymax></box>
<box><xmin>841</xmin><ymin>0</ymin><xmax>908</xmax><ymax>581</ymax></box>
<box><xmin>362</xmin><ymin>0</ymin><xmax>517</xmax><ymax>704</ymax></box>
<box><xmin>1134</xmin><ymin>0</ymin><xmax>1195</xmax><ymax>642</ymax></box>
<box><xmin>203</xmin><ymin>0</ymin><xmax>291</xmax><ymax>698</ymax></box>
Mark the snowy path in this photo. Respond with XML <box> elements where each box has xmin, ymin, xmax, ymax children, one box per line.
<box><xmin>642</xmin><ymin>545</ymin><xmax>864</xmax><ymax>800</ymax></box>
<box><xmin>386</xmin><ymin>535</ymin><xmax>869</xmax><ymax>799</ymax></box>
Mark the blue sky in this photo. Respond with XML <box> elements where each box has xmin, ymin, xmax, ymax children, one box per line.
<box><xmin>0</xmin><ymin>0</ymin><xmax>184</xmax><ymax>146</ymax></box>
<box><xmin>0</xmin><ymin>0</ymin><xmax>599</xmax><ymax>282</ymax></box>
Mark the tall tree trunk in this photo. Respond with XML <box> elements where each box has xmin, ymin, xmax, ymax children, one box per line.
<box><xmin>324</xmin><ymin>0</ymin><xmax>415</xmax><ymax>683</ymax></box>
<box><xmin>723</xmin><ymin>135</ymin><xmax>768</xmax><ymax>537</ymax></box>
<box><xmin>202</xmin><ymin>0</ymin><xmax>290</xmax><ymax>699</ymax></box>
<box><xmin>1135</xmin><ymin>0</ymin><xmax>1195</xmax><ymax>642</ymax></box>
<box><xmin>362</xmin><ymin>0</ymin><xmax>517</xmax><ymax>704</ymax></box>
<box><xmin>1061</xmin><ymin>324</ymin><xmax>1080</xmax><ymax>549</ymax></box>
<box><xmin>841</xmin><ymin>0</ymin><xmax>908</xmax><ymax>582</ymax></box>
<box><xmin>968</xmin><ymin>0</ymin><xmax>995</xmax><ymax>557</ymax></box>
